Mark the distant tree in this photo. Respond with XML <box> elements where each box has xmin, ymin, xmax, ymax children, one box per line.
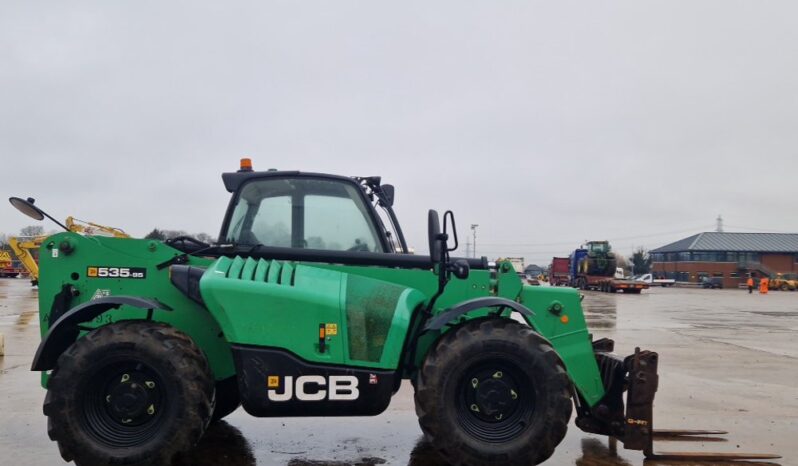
<box><xmin>162</xmin><ymin>230</ymin><xmax>188</xmax><ymax>240</ymax></box>
<box><xmin>195</xmin><ymin>233</ymin><xmax>215</xmax><ymax>244</ymax></box>
<box><xmin>615</xmin><ymin>254</ymin><xmax>631</xmax><ymax>274</ymax></box>
<box><xmin>20</xmin><ymin>225</ymin><xmax>44</xmax><ymax>237</ymax></box>
<box><xmin>630</xmin><ymin>247</ymin><xmax>652</xmax><ymax>275</ymax></box>
<box><xmin>305</xmin><ymin>236</ymin><xmax>326</xmax><ymax>249</ymax></box>
<box><xmin>145</xmin><ymin>229</ymin><xmax>215</xmax><ymax>243</ymax></box>
<box><xmin>144</xmin><ymin>228</ymin><xmax>166</xmax><ymax>240</ymax></box>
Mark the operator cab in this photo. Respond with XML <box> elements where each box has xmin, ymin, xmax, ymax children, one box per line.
<box><xmin>224</xmin><ymin>177</ymin><xmax>384</xmax><ymax>252</ymax></box>
<box><xmin>585</xmin><ymin>241</ymin><xmax>610</xmax><ymax>254</ymax></box>
<box><xmin>205</xmin><ymin>159</ymin><xmax>488</xmax><ymax>271</ymax></box>
<box><xmin>219</xmin><ymin>159</ymin><xmax>408</xmax><ymax>255</ymax></box>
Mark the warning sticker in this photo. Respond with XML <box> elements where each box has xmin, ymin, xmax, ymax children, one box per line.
<box><xmin>267</xmin><ymin>376</ymin><xmax>279</xmax><ymax>388</ymax></box>
<box><xmin>91</xmin><ymin>289</ymin><xmax>111</xmax><ymax>301</ymax></box>
<box><xmin>325</xmin><ymin>323</ymin><xmax>338</xmax><ymax>336</ymax></box>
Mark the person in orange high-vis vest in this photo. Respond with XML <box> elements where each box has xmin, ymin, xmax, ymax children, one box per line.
<box><xmin>747</xmin><ymin>276</ymin><xmax>754</xmax><ymax>294</ymax></box>
<box><xmin>759</xmin><ymin>276</ymin><xmax>769</xmax><ymax>294</ymax></box>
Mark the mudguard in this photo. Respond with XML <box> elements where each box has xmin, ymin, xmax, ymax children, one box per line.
<box><xmin>423</xmin><ymin>297</ymin><xmax>534</xmax><ymax>331</ymax></box>
<box><xmin>31</xmin><ymin>296</ymin><xmax>172</xmax><ymax>371</ymax></box>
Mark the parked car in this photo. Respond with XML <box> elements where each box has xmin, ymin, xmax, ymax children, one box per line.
<box><xmin>701</xmin><ymin>277</ymin><xmax>724</xmax><ymax>289</ymax></box>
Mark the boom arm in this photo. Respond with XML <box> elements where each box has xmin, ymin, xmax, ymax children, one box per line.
<box><xmin>65</xmin><ymin>217</ymin><xmax>129</xmax><ymax>238</ymax></box>
<box><xmin>9</xmin><ymin>237</ymin><xmax>43</xmax><ymax>284</ymax></box>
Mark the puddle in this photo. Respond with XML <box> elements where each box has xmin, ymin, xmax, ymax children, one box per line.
<box><xmin>16</xmin><ymin>310</ymin><xmax>36</xmax><ymax>326</ymax></box>
<box><xmin>583</xmin><ymin>293</ymin><xmax>618</xmax><ymax>330</ymax></box>
<box><xmin>750</xmin><ymin>311</ymin><xmax>798</xmax><ymax>317</ymax></box>
<box><xmin>169</xmin><ymin>423</ymin><xmax>781</xmax><ymax>466</ymax></box>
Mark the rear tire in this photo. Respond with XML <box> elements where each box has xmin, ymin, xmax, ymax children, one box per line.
<box><xmin>414</xmin><ymin>319</ymin><xmax>572</xmax><ymax>466</ymax></box>
<box><xmin>44</xmin><ymin>321</ymin><xmax>214</xmax><ymax>466</ymax></box>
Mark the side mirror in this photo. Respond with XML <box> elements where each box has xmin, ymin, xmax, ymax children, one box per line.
<box><xmin>380</xmin><ymin>184</ymin><xmax>395</xmax><ymax>207</ymax></box>
<box><xmin>428</xmin><ymin>209</ymin><xmax>469</xmax><ymax>279</ymax></box>
<box><xmin>8</xmin><ymin>196</ymin><xmax>69</xmax><ymax>231</ymax></box>
<box><xmin>9</xmin><ymin>197</ymin><xmax>45</xmax><ymax>221</ymax></box>
<box><xmin>428</xmin><ymin>209</ymin><xmax>443</xmax><ymax>264</ymax></box>
<box><xmin>442</xmin><ymin>210</ymin><xmax>459</xmax><ymax>252</ymax></box>
<box><xmin>423</xmin><ymin>209</ymin><xmax>470</xmax><ymax>316</ymax></box>
<box><xmin>450</xmin><ymin>259</ymin><xmax>470</xmax><ymax>280</ymax></box>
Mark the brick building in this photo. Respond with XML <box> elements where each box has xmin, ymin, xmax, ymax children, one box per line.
<box><xmin>650</xmin><ymin>232</ymin><xmax>798</xmax><ymax>288</ymax></box>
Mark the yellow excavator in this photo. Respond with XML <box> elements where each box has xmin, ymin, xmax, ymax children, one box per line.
<box><xmin>9</xmin><ymin>217</ymin><xmax>129</xmax><ymax>285</ymax></box>
<box><xmin>0</xmin><ymin>250</ymin><xmax>21</xmax><ymax>278</ymax></box>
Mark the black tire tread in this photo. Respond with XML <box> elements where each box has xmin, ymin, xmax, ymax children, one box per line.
<box><xmin>44</xmin><ymin>320</ymin><xmax>214</xmax><ymax>466</ymax></box>
<box><xmin>414</xmin><ymin>319</ymin><xmax>572</xmax><ymax>466</ymax></box>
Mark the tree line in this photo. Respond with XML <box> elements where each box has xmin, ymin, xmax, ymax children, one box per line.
<box><xmin>144</xmin><ymin>229</ymin><xmax>215</xmax><ymax>244</ymax></box>
<box><xmin>1</xmin><ymin>227</ymin><xmax>214</xmax><ymax>250</ymax></box>
<box><xmin>0</xmin><ymin>225</ymin><xmax>47</xmax><ymax>249</ymax></box>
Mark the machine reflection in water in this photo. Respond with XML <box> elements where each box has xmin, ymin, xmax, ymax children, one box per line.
<box><xmin>582</xmin><ymin>292</ymin><xmax>618</xmax><ymax>330</ymax></box>
<box><xmin>172</xmin><ymin>421</ymin><xmax>256</xmax><ymax>466</ymax></box>
<box><xmin>181</xmin><ymin>426</ymin><xmax>779</xmax><ymax>466</ymax></box>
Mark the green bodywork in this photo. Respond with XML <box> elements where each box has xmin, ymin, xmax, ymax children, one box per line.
<box><xmin>36</xmin><ymin>234</ymin><xmax>606</xmax><ymax>406</ymax></box>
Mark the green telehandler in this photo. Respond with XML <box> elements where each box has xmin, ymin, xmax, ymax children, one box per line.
<box><xmin>10</xmin><ymin>160</ymin><xmax>777</xmax><ymax>465</ymax></box>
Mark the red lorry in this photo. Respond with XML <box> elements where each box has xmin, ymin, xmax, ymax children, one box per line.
<box><xmin>549</xmin><ymin>257</ymin><xmax>570</xmax><ymax>286</ymax></box>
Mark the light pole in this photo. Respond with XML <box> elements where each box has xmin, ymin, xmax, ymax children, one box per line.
<box><xmin>470</xmin><ymin>224</ymin><xmax>479</xmax><ymax>258</ymax></box>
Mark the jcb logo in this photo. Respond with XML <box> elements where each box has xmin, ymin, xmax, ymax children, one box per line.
<box><xmin>267</xmin><ymin>375</ymin><xmax>359</xmax><ymax>402</ymax></box>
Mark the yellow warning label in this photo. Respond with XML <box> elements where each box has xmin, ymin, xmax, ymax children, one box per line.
<box><xmin>87</xmin><ymin>267</ymin><xmax>98</xmax><ymax>277</ymax></box>
<box><xmin>325</xmin><ymin>323</ymin><xmax>338</xmax><ymax>336</ymax></box>
<box><xmin>267</xmin><ymin>376</ymin><xmax>279</xmax><ymax>388</ymax></box>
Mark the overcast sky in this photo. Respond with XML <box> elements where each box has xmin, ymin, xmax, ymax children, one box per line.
<box><xmin>2</xmin><ymin>1</ymin><xmax>797</xmax><ymax>265</ymax></box>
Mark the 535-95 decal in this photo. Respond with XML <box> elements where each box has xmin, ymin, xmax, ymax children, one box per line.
<box><xmin>87</xmin><ymin>266</ymin><xmax>147</xmax><ymax>279</ymax></box>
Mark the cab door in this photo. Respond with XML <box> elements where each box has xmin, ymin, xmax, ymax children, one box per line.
<box><xmin>209</xmin><ymin>176</ymin><xmax>389</xmax><ymax>366</ymax></box>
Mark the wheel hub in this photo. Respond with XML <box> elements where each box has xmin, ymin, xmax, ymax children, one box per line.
<box><xmin>475</xmin><ymin>377</ymin><xmax>515</xmax><ymax>418</ymax></box>
<box><xmin>466</xmin><ymin>369</ymin><xmax>521</xmax><ymax>423</ymax></box>
<box><xmin>456</xmin><ymin>360</ymin><xmax>536</xmax><ymax>443</ymax></box>
<box><xmin>81</xmin><ymin>362</ymin><xmax>166</xmax><ymax>447</ymax></box>
<box><xmin>107</xmin><ymin>375</ymin><xmax>156</xmax><ymax>424</ymax></box>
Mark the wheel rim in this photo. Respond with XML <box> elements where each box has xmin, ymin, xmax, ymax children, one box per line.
<box><xmin>79</xmin><ymin>360</ymin><xmax>167</xmax><ymax>448</ymax></box>
<box><xmin>456</xmin><ymin>359</ymin><xmax>535</xmax><ymax>443</ymax></box>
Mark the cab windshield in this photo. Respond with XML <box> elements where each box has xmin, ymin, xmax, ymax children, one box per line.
<box><xmin>588</xmin><ymin>242</ymin><xmax>609</xmax><ymax>254</ymax></box>
<box><xmin>224</xmin><ymin>177</ymin><xmax>384</xmax><ymax>252</ymax></box>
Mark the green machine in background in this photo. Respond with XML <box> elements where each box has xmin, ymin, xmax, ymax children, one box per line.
<box><xmin>11</xmin><ymin>160</ymin><xmax>776</xmax><ymax>465</ymax></box>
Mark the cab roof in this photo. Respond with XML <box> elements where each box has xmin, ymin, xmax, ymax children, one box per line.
<box><xmin>222</xmin><ymin>170</ymin><xmax>357</xmax><ymax>193</ymax></box>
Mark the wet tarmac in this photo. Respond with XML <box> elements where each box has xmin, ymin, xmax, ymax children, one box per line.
<box><xmin>0</xmin><ymin>278</ymin><xmax>795</xmax><ymax>465</ymax></box>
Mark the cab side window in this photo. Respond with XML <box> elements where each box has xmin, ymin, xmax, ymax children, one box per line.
<box><xmin>304</xmin><ymin>194</ymin><xmax>377</xmax><ymax>252</ymax></box>
<box><xmin>251</xmin><ymin>196</ymin><xmax>291</xmax><ymax>247</ymax></box>
<box><xmin>225</xmin><ymin>177</ymin><xmax>383</xmax><ymax>252</ymax></box>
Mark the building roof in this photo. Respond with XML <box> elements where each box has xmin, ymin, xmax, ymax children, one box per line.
<box><xmin>652</xmin><ymin>232</ymin><xmax>798</xmax><ymax>253</ymax></box>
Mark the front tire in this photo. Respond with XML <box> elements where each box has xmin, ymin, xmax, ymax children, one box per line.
<box><xmin>414</xmin><ymin>319</ymin><xmax>572</xmax><ymax>466</ymax></box>
<box><xmin>44</xmin><ymin>321</ymin><xmax>214</xmax><ymax>466</ymax></box>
